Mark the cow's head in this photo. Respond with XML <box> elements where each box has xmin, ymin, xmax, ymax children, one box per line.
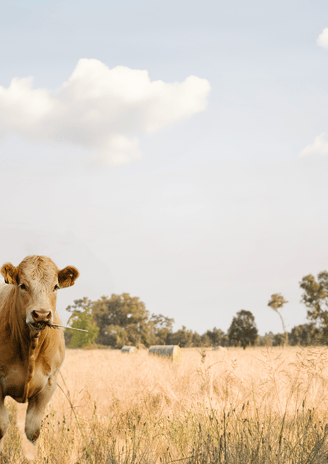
<box><xmin>0</xmin><ymin>256</ymin><xmax>79</xmax><ymax>331</ymax></box>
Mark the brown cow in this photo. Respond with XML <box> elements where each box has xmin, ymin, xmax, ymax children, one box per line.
<box><xmin>0</xmin><ymin>255</ymin><xmax>79</xmax><ymax>454</ymax></box>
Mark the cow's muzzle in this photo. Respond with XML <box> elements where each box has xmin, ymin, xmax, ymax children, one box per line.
<box><xmin>27</xmin><ymin>309</ymin><xmax>53</xmax><ymax>330</ymax></box>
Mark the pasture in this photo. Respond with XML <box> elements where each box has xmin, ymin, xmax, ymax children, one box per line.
<box><xmin>3</xmin><ymin>346</ymin><xmax>328</xmax><ymax>463</ymax></box>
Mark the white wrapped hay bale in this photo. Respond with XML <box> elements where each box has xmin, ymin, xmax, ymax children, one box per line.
<box><xmin>121</xmin><ymin>346</ymin><xmax>138</xmax><ymax>354</ymax></box>
<box><xmin>148</xmin><ymin>345</ymin><xmax>182</xmax><ymax>363</ymax></box>
<box><xmin>213</xmin><ymin>346</ymin><xmax>227</xmax><ymax>351</ymax></box>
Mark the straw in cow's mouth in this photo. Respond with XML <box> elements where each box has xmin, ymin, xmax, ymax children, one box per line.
<box><xmin>29</xmin><ymin>322</ymin><xmax>88</xmax><ymax>332</ymax></box>
<box><xmin>30</xmin><ymin>322</ymin><xmax>49</xmax><ymax>331</ymax></box>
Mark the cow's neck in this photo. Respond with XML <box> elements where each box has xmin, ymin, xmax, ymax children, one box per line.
<box><xmin>21</xmin><ymin>330</ymin><xmax>43</xmax><ymax>402</ymax></box>
<box><xmin>18</xmin><ymin>327</ymin><xmax>52</xmax><ymax>402</ymax></box>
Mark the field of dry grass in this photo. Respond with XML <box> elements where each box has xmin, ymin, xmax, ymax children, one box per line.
<box><xmin>3</xmin><ymin>346</ymin><xmax>328</xmax><ymax>463</ymax></box>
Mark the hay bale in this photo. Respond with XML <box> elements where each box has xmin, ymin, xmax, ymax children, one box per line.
<box><xmin>148</xmin><ymin>345</ymin><xmax>182</xmax><ymax>363</ymax></box>
<box><xmin>213</xmin><ymin>346</ymin><xmax>227</xmax><ymax>351</ymax></box>
<box><xmin>121</xmin><ymin>346</ymin><xmax>138</xmax><ymax>354</ymax></box>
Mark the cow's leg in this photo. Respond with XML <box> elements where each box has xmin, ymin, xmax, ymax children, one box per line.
<box><xmin>0</xmin><ymin>393</ymin><xmax>9</xmax><ymax>454</ymax></box>
<box><xmin>16</xmin><ymin>403</ymin><xmax>37</xmax><ymax>461</ymax></box>
<box><xmin>25</xmin><ymin>379</ymin><xmax>57</xmax><ymax>444</ymax></box>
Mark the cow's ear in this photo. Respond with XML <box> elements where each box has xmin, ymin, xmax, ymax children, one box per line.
<box><xmin>58</xmin><ymin>266</ymin><xmax>79</xmax><ymax>288</ymax></box>
<box><xmin>1</xmin><ymin>263</ymin><xmax>18</xmax><ymax>285</ymax></box>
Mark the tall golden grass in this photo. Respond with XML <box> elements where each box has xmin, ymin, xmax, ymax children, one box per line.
<box><xmin>3</xmin><ymin>346</ymin><xmax>328</xmax><ymax>463</ymax></box>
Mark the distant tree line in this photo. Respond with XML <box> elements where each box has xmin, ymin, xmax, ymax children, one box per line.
<box><xmin>65</xmin><ymin>270</ymin><xmax>328</xmax><ymax>349</ymax></box>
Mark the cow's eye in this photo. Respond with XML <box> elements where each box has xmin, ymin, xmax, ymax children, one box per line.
<box><xmin>54</xmin><ymin>284</ymin><xmax>60</xmax><ymax>291</ymax></box>
<box><xmin>20</xmin><ymin>284</ymin><xmax>27</xmax><ymax>291</ymax></box>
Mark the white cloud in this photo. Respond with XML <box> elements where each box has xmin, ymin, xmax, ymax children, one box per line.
<box><xmin>300</xmin><ymin>133</ymin><xmax>328</xmax><ymax>157</ymax></box>
<box><xmin>316</xmin><ymin>28</ymin><xmax>328</xmax><ymax>49</ymax></box>
<box><xmin>0</xmin><ymin>59</ymin><xmax>211</xmax><ymax>165</ymax></box>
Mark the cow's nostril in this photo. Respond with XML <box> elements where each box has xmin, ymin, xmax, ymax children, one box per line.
<box><xmin>31</xmin><ymin>310</ymin><xmax>52</xmax><ymax>322</ymax></box>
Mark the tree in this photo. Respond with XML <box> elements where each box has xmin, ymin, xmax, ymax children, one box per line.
<box><xmin>300</xmin><ymin>272</ymin><xmax>328</xmax><ymax>339</ymax></box>
<box><xmin>258</xmin><ymin>332</ymin><xmax>274</xmax><ymax>347</ymax></box>
<box><xmin>166</xmin><ymin>326</ymin><xmax>195</xmax><ymax>347</ymax></box>
<box><xmin>199</xmin><ymin>332</ymin><xmax>211</xmax><ymax>347</ymax></box>
<box><xmin>92</xmin><ymin>293</ymin><xmax>152</xmax><ymax>348</ymax></box>
<box><xmin>289</xmin><ymin>323</ymin><xmax>321</xmax><ymax>346</ymax></box>
<box><xmin>67</xmin><ymin>307</ymin><xmax>99</xmax><ymax>348</ymax></box>
<box><xmin>267</xmin><ymin>294</ymin><xmax>289</xmax><ymax>346</ymax></box>
<box><xmin>272</xmin><ymin>333</ymin><xmax>286</xmax><ymax>347</ymax></box>
<box><xmin>193</xmin><ymin>332</ymin><xmax>204</xmax><ymax>346</ymax></box>
<box><xmin>65</xmin><ymin>298</ymin><xmax>93</xmax><ymax>346</ymax></box>
<box><xmin>66</xmin><ymin>297</ymin><xmax>93</xmax><ymax>313</ymax></box>
<box><xmin>204</xmin><ymin>327</ymin><xmax>229</xmax><ymax>347</ymax></box>
<box><xmin>149</xmin><ymin>313</ymin><xmax>174</xmax><ymax>345</ymax></box>
<box><xmin>228</xmin><ymin>310</ymin><xmax>258</xmax><ymax>349</ymax></box>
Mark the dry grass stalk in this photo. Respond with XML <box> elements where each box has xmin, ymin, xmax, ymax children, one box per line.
<box><xmin>2</xmin><ymin>346</ymin><xmax>328</xmax><ymax>462</ymax></box>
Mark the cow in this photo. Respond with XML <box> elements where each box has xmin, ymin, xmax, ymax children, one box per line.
<box><xmin>0</xmin><ymin>255</ymin><xmax>79</xmax><ymax>454</ymax></box>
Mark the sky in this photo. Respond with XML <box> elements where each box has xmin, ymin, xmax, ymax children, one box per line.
<box><xmin>1</xmin><ymin>0</ymin><xmax>328</xmax><ymax>336</ymax></box>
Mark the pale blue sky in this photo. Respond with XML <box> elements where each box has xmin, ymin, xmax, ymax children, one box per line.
<box><xmin>1</xmin><ymin>0</ymin><xmax>328</xmax><ymax>335</ymax></box>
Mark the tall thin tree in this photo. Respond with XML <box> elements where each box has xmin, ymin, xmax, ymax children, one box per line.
<box><xmin>268</xmin><ymin>293</ymin><xmax>288</xmax><ymax>346</ymax></box>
